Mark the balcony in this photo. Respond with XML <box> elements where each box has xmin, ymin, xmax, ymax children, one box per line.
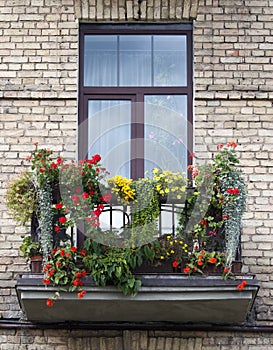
<box><xmin>16</xmin><ymin>201</ymin><xmax>259</xmax><ymax>325</ymax></box>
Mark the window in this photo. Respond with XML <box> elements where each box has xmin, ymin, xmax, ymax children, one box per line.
<box><xmin>79</xmin><ymin>24</ymin><xmax>193</xmax><ymax>180</ymax></box>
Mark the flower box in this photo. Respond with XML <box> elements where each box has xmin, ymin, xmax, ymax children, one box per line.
<box><xmin>16</xmin><ymin>273</ymin><xmax>259</xmax><ymax>324</ymax></box>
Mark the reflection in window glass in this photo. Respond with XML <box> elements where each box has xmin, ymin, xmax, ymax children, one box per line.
<box><xmin>88</xmin><ymin>100</ymin><xmax>131</xmax><ymax>177</ymax></box>
<box><xmin>154</xmin><ymin>36</ymin><xmax>187</xmax><ymax>86</ymax></box>
<box><xmin>144</xmin><ymin>95</ymin><xmax>187</xmax><ymax>175</ymax></box>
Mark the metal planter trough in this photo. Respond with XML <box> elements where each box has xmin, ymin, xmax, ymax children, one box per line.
<box><xmin>16</xmin><ymin>273</ymin><xmax>259</xmax><ymax>325</ymax></box>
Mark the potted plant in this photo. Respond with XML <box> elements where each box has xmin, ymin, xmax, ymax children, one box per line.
<box><xmin>19</xmin><ymin>235</ymin><xmax>43</xmax><ymax>273</ymax></box>
<box><xmin>5</xmin><ymin>171</ymin><xmax>38</xmax><ymax>227</ymax></box>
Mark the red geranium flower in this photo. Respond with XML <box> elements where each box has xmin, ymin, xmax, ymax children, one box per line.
<box><xmin>227</xmin><ymin>141</ymin><xmax>237</xmax><ymax>148</ymax></box>
<box><xmin>50</xmin><ymin>163</ymin><xmax>57</xmax><ymax>169</ymax></box>
<box><xmin>172</xmin><ymin>261</ymin><xmax>179</xmax><ymax>268</ymax></box>
<box><xmin>60</xmin><ymin>248</ymin><xmax>65</xmax><ymax>257</ymax></box>
<box><xmin>72</xmin><ymin>279</ymin><xmax>80</xmax><ymax>286</ymax></box>
<box><xmin>80</xmin><ymin>250</ymin><xmax>87</xmax><ymax>257</ymax></box>
<box><xmin>82</xmin><ymin>192</ymin><xmax>89</xmax><ymax>199</ymax></box>
<box><xmin>56</xmin><ymin>157</ymin><xmax>63</xmax><ymax>164</ymax></box>
<box><xmin>46</xmin><ymin>298</ymin><xmax>53</xmax><ymax>307</ymax></box>
<box><xmin>55</xmin><ymin>203</ymin><xmax>63</xmax><ymax>210</ymax></box>
<box><xmin>54</xmin><ymin>225</ymin><xmax>60</xmax><ymax>232</ymax></box>
<box><xmin>217</xmin><ymin>143</ymin><xmax>224</xmax><ymax>150</ymax></box>
<box><xmin>209</xmin><ymin>257</ymin><xmax>217</xmax><ymax>264</ymax></box>
<box><xmin>39</xmin><ymin>168</ymin><xmax>45</xmax><ymax>173</ymax></box>
<box><xmin>92</xmin><ymin>154</ymin><xmax>101</xmax><ymax>164</ymax></box>
<box><xmin>197</xmin><ymin>260</ymin><xmax>203</xmax><ymax>266</ymax></box>
<box><xmin>42</xmin><ymin>278</ymin><xmax>51</xmax><ymax>285</ymax></box>
<box><xmin>71</xmin><ymin>246</ymin><xmax>77</xmax><ymax>253</ymax></box>
<box><xmin>59</xmin><ymin>216</ymin><xmax>67</xmax><ymax>224</ymax></box>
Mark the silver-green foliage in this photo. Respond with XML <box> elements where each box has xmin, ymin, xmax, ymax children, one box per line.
<box><xmin>38</xmin><ymin>182</ymin><xmax>54</xmax><ymax>262</ymax></box>
<box><xmin>221</xmin><ymin>169</ymin><xmax>247</xmax><ymax>267</ymax></box>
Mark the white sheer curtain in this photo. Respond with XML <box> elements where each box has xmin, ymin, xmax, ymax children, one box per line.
<box><xmin>88</xmin><ymin>100</ymin><xmax>131</xmax><ymax>178</ymax></box>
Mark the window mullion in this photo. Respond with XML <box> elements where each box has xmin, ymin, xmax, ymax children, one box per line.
<box><xmin>131</xmin><ymin>93</ymin><xmax>144</xmax><ymax>179</ymax></box>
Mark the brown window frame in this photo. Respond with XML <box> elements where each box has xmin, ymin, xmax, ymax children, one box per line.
<box><xmin>79</xmin><ymin>23</ymin><xmax>193</xmax><ymax>179</ymax></box>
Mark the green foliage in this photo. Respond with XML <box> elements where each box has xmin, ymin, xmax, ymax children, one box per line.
<box><xmin>178</xmin><ymin>142</ymin><xmax>247</xmax><ymax>269</ymax></box>
<box><xmin>83</xmin><ymin>240</ymin><xmax>142</xmax><ymax>296</ymax></box>
<box><xmin>5</xmin><ymin>171</ymin><xmax>38</xmax><ymax>226</ymax></box>
<box><xmin>19</xmin><ymin>235</ymin><xmax>42</xmax><ymax>260</ymax></box>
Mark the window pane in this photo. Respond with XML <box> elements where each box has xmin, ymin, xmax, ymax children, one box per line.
<box><xmin>144</xmin><ymin>95</ymin><xmax>187</xmax><ymax>174</ymax></box>
<box><xmin>84</xmin><ymin>36</ymin><xmax>117</xmax><ymax>86</ymax></box>
<box><xmin>154</xmin><ymin>35</ymin><xmax>187</xmax><ymax>86</ymax></box>
<box><xmin>88</xmin><ymin>100</ymin><xmax>131</xmax><ymax>177</ymax></box>
<box><xmin>120</xmin><ymin>35</ymin><xmax>152</xmax><ymax>86</ymax></box>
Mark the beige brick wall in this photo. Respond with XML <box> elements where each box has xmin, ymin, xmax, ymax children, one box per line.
<box><xmin>0</xmin><ymin>0</ymin><xmax>273</xmax><ymax>346</ymax></box>
<box><xmin>194</xmin><ymin>0</ymin><xmax>273</xmax><ymax>324</ymax></box>
<box><xmin>0</xmin><ymin>328</ymin><xmax>273</xmax><ymax>350</ymax></box>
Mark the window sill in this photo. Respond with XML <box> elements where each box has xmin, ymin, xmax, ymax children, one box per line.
<box><xmin>16</xmin><ymin>274</ymin><xmax>259</xmax><ymax>324</ymax></box>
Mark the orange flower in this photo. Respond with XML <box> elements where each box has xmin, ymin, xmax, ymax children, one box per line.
<box><xmin>77</xmin><ymin>290</ymin><xmax>86</xmax><ymax>298</ymax></box>
<box><xmin>183</xmin><ymin>266</ymin><xmax>191</xmax><ymax>274</ymax></box>
<box><xmin>237</xmin><ymin>284</ymin><xmax>244</xmax><ymax>291</ymax></box>
<box><xmin>209</xmin><ymin>257</ymin><xmax>216</xmax><ymax>264</ymax></box>
<box><xmin>197</xmin><ymin>260</ymin><xmax>203</xmax><ymax>266</ymax></box>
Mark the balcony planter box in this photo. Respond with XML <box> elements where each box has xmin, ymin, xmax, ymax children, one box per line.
<box><xmin>16</xmin><ymin>273</ymin><xmax>259</xmax><ymax>325</ymax></box>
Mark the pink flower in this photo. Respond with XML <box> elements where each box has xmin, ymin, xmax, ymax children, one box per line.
<box><xmin>192</xmin><ymin>169</ymin><xmax>199</xmax><ymax>178</ymax></box>
<box><xmin>100</xmin><ymin>193</ymin><xmax>112</xmax><ymax>203</ymax></box>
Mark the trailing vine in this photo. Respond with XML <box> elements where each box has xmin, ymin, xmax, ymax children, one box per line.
<box><xmin>38</xmin><ymin>181</ymin><xmax>54</xmax><ymax>262</ymax></box>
